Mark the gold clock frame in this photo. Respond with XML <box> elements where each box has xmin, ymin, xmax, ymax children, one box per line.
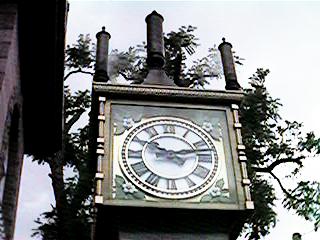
<box><xmin>92</xmin><ymin>83</ymin><xmax>253</xmax><ymax>211</ymax></box>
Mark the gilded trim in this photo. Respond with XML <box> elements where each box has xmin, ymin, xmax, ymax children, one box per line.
<box><xmin>232</xmin><ymin>105</ymin><xmax>254</xmax><ymax>209</ymax></box>
<box><xmin>95</xmin><ymin>96</ymin><xmax>106</xmax><ymax>203</ymax></box>
<box><xmin>93</xmin><ymin>83</ymin><xmax>244</xmax><ymax>103</ymax></box>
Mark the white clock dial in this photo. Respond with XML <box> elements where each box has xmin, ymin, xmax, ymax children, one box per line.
<box><xmin>119</xmin><ymin>117</ymin><xmax>220</xmax><ymax>199</ymax></box>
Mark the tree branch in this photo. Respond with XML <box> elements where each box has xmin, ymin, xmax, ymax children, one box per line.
<box><xmin>268</xmin><ymin>171</ymin><xmax>292</xmax><ymax>198</ymax></box>
<box><xmin>253</xmin><ymin>156</ymin><xmax>304</xmax><ymax>173</ymax></box>
<box><xmin>65</xmin><ymin>109</ymin><xmax>86</xmax><ymax>133</ymax></box>
<box><xmin>64</xmin><ymin>68</ymin><xmax>94</xmax><ymax>81</ymax></box>
<box><xmin>254</xmin><ymin>164</ymin><xmax>311</xmax><ymax>204</ymax></box>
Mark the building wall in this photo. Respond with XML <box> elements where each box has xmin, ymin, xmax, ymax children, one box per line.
<box><xmin>0</xmin><ymin>4</ymin><xmax>24</xmax><ymax>240</ymax></box>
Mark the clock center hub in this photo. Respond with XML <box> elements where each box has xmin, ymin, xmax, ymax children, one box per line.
<box><xmin>142</xmin><ymin>134</ymin><xmax>198</xmax><ymax>179</ymax></box>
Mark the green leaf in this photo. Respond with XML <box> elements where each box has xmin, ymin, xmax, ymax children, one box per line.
<box><xmin>133</xmin><ymin>191</ymin><xmax>145</xmax><ymax>200</ymax></box>
<box><xmin>115</xmin><ymin>175</ymin><xmax>125</xmax><ymax>188</ymax></box>
<box><xmin>200</xmin><ymin>194</ymin><xmax>213</xmax><ymax>203</ymax></box>
<box><xmin>116</xmin><ymin>188</ymin><xmax>127</xmax><ymax>200</ymax></box>
<box><xmin>125</xmin><ymin>194</ymin><xmax>135</xmax><ymax>200</ymax></box>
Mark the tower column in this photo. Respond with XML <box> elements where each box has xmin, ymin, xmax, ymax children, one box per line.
<box><xmin>94</xmin><ymin>26</ymin><xmax>111</xmax><ymax>82</ymax></box>
<box><xmin>218</xmin><ymin>38</ymin><xmax>241</xmax><ymax>90</ymax></box>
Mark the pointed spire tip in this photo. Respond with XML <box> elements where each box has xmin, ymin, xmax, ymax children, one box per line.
<box><xmin>146</xmin><ymin>10</ymin><xmax>164</xmax><ymax>22</ymax></box>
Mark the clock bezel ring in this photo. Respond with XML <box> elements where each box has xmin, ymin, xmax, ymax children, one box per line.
<box><xmin>119</xmin><ymin>116</ymin><xmax>220</xmax><ymax>199</ymax></box>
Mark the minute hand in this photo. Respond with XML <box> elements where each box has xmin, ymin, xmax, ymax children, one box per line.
<box><xmin>175</xmin><ymin>148</ymin><xmax>216</xmax><ymax>154</ymax></box>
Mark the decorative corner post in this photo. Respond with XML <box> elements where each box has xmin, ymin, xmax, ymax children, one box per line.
<box><xmin>94</xmin><ymin>96</ymin><xmax>106</xmax><ymax>205</ymax></box>
<box><xmin>231</xmin><ymin>104</ymin><xmax>254</xmax><ymax>210</ymax></box>
<box><xmin>143</xmin><ymin>11</ymin><xmax>175</xmax><ymax>86</ymax></box>
<box><xmin>218</xmin><ymin>38</ymin><xmax>241</xmax><ymax>90</ymax></box>
<box><xmin>94</xmin><ymin>26</ymin><xmax>111</xmax><ymax>82</ymax></box>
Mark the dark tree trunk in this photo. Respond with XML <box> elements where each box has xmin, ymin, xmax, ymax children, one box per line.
<box><xmin>48</xmin><ymin>151</ymin><xmax>69</xmax><ymax>240</ymax></box>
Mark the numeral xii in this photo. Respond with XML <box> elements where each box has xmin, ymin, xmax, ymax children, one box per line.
<box><xmin>163</xmin><ymin>125</ymin><xmax>175</xmax><ymax>134</ymax></box>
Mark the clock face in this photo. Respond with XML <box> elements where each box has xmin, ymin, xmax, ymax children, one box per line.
<box><xmin>119</xmin><ymin>116</ymin><xmax>220</xmax><ymax>199</ymax></box>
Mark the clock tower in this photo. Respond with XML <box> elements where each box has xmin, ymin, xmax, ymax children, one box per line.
<box><xmin>91</xmin><ymin>11</ymin><xmax>253</xmax><ymax>240</ymax></box>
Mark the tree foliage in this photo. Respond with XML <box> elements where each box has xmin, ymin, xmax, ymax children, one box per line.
<box><xmin>241</xmin><ymin>68</ymin><xmax>320</xmax><ymax>238</ymax></box>
<box><xmin>108</xmin><ymin>25</ymin><xmax>222</xmax><ymax>87</ymax></box>
<box><xmin>32</xmin><ymin>36</ymin><xmax>94</xmax><ymax>240</ymax></box>
<box><xmin>32</xmin><ymin>27</ymin><xmax>320</xmax><ymax>240</ymax></box>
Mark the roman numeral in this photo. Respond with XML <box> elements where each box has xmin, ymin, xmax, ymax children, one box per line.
<box><xmin>128</xmin><ymin>149</ymin><xmax>142</xmax><ymax>158</ymax></box>
<box><xmin>145</xmin><ymin>127</ymin><xmax>158</xmax><ymax>138</ymax></box>
<box><xmin>131</xmin><ymin>161</ymin><xmax>148</xmax><ymax>176</ymax></box>
<box><xmin>193</xmin><ymin>140</ymin><xmax>207</xmax><ymax>149</ymax></box>
<box><xmin>192</xmin><ymin>165</ymin><xmax>210</xmax><ymax>179</ymax></box>
<box><xmin>198</xmin><ymin>153</ymin><xmax>212</xmax><ymax>163</ymax></box>
<box><xmin>146</xmin><ymin>173</ymin><xmax>160</xmax><ymax>186</ymax></box>
<box><xmin>184</xmin><ymin>176</ymin><xmax>196</xmax><ymax>188</ymax></box>
<box><xmin>167</xmin><ymin>179</ymin><xmax>177</xmax><ymax>190</ymax></box>
<box><xmin>132</xmin><ymin>136</ymin><xmax>147</xmax><ymax>146</ymax></box>
<box><xmin>182</xmin><ymin>129</ymin><xmax>190</xmax><ymax>138</ymax></box>
<box><xmin>163</xmin><ymin>125</ymin><xmax>175</xmax><ymax>134</ymax></box>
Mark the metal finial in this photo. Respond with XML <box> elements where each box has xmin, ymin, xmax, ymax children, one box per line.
<box><xmin>222</xmin><ymin>37</ymin><xmax>226</xmax><ymax>42</ymax></box>
<box><xmin>102</xmin><ymin>26</ymin><xmax>106</xmax><ymax>31</ymax></box>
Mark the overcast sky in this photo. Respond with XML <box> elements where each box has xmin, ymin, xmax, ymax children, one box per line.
<box><xmin>15</xmin><ymin>1</ymin><xmax>320</xmax><ymax>239</ymax></box>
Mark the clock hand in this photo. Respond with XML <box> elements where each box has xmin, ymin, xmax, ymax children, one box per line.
<box><xmin>142</xmin><ymin>142</ymin><xmax>190</xmax><ymax>165</ymax></box>
<box><xmin>134</xmin><ymin>139</ymin><xmax>167</xmax><ymax>151</ymax></box>
<box><xmin>134</xmin><ymin>138</ymin><xmax>154</xmax><ymax>146</ymax></box>
<box><xmin>155</xmin><ymin>151</ymin><xmax>186</xmax><ymax>166</ymax></box>
<box><xmin>174</xmin><ymin>148</ymin><xmax>216</xmax><ymax>155</ymax></box>
<box><xmin>148</xmin><ymin>141</ymin><xmax>169</xmax><ymax>152</ymax></box>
